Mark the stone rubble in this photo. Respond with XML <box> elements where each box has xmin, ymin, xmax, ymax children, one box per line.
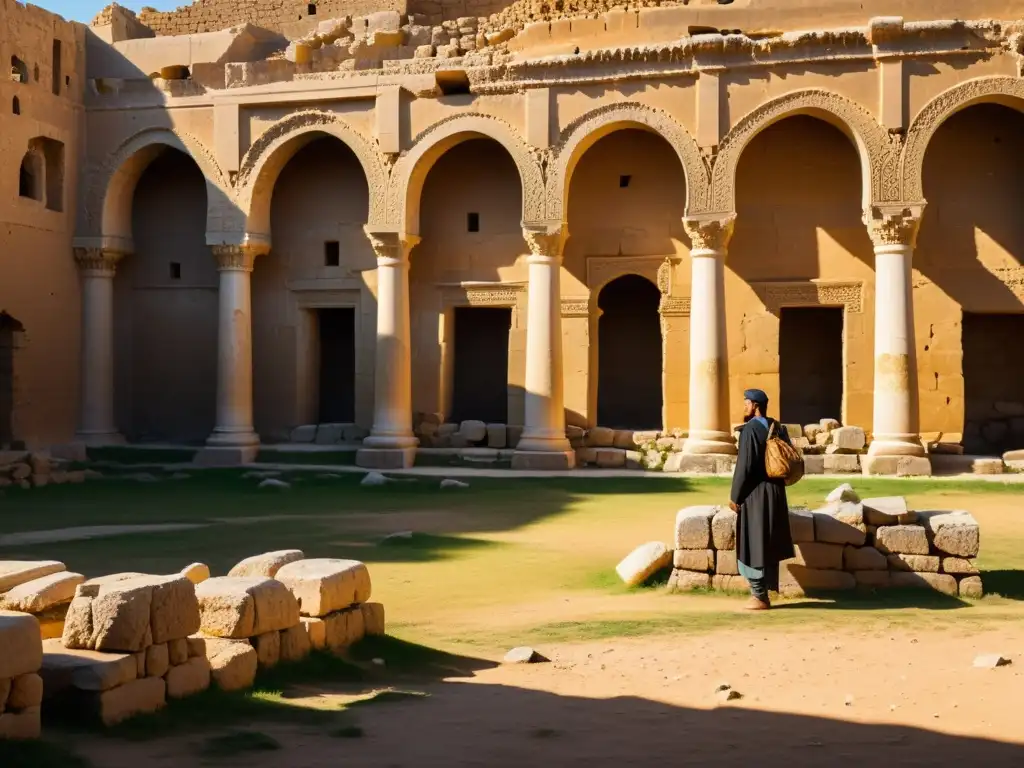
<box><xmin>0</xmin><ymin>450</ymin><xmax>89</xmax><ymax>491</ymax></box>
<box><xmin>0</xmin><ymin>611</ymin><xmax>44</xmax><ymax>739</ymax></box>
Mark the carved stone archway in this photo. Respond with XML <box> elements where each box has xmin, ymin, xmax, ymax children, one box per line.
<box><xmin>901</xmin><ymin>76</ymin><xmax>1024</xmax><ymax>203</ymax></box>
<box><xmin>235</xmin><ymin>110</ymin><xmax>389</xmax><ymax>239</ymax></box>
<box><xmin>547</xmin><ymin>102</ymin><xmax>711</xmax><ymax>219</ymax></box>
<box><xmin>711</xmin><ymin>89</ymin><xmax>899</xmax><ymax>214</ymax></box>
<box><xmin>387</xmin><ymin>113</ymin><xmax>545</xmax><ymax>235</ymax></box>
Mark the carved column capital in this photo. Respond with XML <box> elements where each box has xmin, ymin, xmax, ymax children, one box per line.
<box><xmin>522</xmin><ymin>222</ymin><xmax>567</xmax><ymax>264</ymax></box>
<box><xmin>74</xmin><ymin>247</ymin><xmax>127</xmax><ymax>276</ymax></box>
<box><xmin>211</xmin><ymin>243</ymin><xmax>267</xmax><ymax>272</ymax></box>
<box><xmin>863</xmin><ymin>205</ymin><xmax>925</xmax><ymax>249</ymax></box>
<box><xmin>365</xmin><ymin>229</ymin><xmax>420</xmax><ymax>267</ymax></box>
<box><xmin>682</xmin><ymin>214</ymin><xmax>736</xmax><ymax>254</ymax></box>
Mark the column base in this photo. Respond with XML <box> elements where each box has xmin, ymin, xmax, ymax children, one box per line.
<box><xmin>511</xmin><ymin>450</ymin><xmax>576</xmax><ymax>470</ymax></box>
<box><xmin>682</xmin><ymin>431</ymin><xmax>737</xmax><ymax>455</ymax></box>
<box><xmin>75</xmin><ymin>431</ymin><xmax>126</xmax><ymax>447</ymax></box>
<box><xmin>861</xmin><ymin>454</ymin><xmax>932</xmax><ymax>477</ymax></box>
<box><xmin>206</xmin><ymin>429</ymin><xmax>260</xmax><ymax>448</ymax></box>
<box><xmin>356</xmin><ymin>447</ymin><xmax>416</xmax><ymax>469</ymax></box>
<box><xmin>195</xmin><ymin>445</ymin><xmax>260</xmax><ymax>467</ymax></box>
<box><xmin>515</xmin><ymin>431</ymin><xmax>572</xmax><ymax>453</ymax></box>
<box><xmin>868</xmin><ymin>436</ymin><xmax>925</xmax><ymax>457</ymax></box>
<box><xmin>363</xmin><ymin>433</ymin><xmax>418</xmax><ymax>450</ymax></box>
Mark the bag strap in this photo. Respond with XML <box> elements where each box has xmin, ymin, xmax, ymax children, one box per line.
<box><xmin>766</xmin><ymin>419</ymin><xmax>777</xmax><ymax>439</ymax></box>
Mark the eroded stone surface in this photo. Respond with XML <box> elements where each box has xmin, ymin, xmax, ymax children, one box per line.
<box><xmin>275</xmin><ymin>558</ymin><xmax>372</xmax><ymax>617</ymax></box>
<box><xmin>228</xmin><ymin>550</ymin><xmax>305</xmax><ymax>579</ymax></box>
<box><xmin>195</xmin><ymin>576</ymin><xmax>300</xmax><ymax>638</ymax></box>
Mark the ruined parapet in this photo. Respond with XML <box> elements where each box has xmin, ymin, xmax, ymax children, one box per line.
<box><xmin>668</xmin><ymin>494</ymin><xmax>984</xmax><ymax>600</ymax></box>
<box><xmin>0</xmin><ymin>451</ymin><xmax>89</xmax><ymax>492</ymax></box>
<box><xmin>89</xmin><ymin>3</ymin><xmax>156</xmax><ymax>43</ymax></box>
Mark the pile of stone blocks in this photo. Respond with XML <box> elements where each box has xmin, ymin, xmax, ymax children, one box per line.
<box><xmin>781</xmin><ymin>419</ymin><xmax>870</xmax><ymax>475</ymax></box>
<box><xmin>0</xmin><ymin>611</ymin><xmax>43</xmax><ymax>739</ymax></box>
<box><xmin>0</xmin><ymin>561</ymin><xmax>85</xmax><ymax>639</ymax></box>
<box><xmin>287</xmin><ymin>422</ymin><xmax>369</xmax><ymax>445</ymax></box>
<box><xmin>41</xmin><ymin>572</ymin><xmax>208</xmax><ymax>725</ymax></box>
<box><xmin>667</xmin><ymin>488</ymin><xmax>983</xmax><ymax>599</ymax></box>
<box><xmin>415</xmin><ymin>415</ymin><xmax>522</xmax><ymax>451</ymax></box>
<box><xmin>0</xmin><ymin>450</ymin><xmax>87</xmax><ymax>489</ymax></box>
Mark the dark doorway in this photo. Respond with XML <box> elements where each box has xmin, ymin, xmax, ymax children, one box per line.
<box><xmin>962</xmin><ymin>313</ymin><xmax>1024</xmax><ymax>455</ymax></box>
<box><xmin>0</xmin><ymin>312</ymin><xmax>23</xmax><ymax>447</ymax></box>
<box><xmin>450</xmin><ymin>307</ymin><xmax>510</xmax><ymax>424</ymax></box>
<box><xmin>317</xmin><ymin>308</ymin><xmax>355</xmax><ymax>423</ymax></box>
<box><xmin>779</xmin><ymin>306</ymin><xmax>844</xmax><ymax>426</ymax></box>
<box><xmin>597</xmin><ymin>275</ymin><xmax>662</xmax><ymax>429</ymax></box>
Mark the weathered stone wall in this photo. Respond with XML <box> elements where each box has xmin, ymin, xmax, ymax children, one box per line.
<box><xmin>0</xmin><ymin>0</ymin><xmax>85</xmax><ymax>450</ymax></box>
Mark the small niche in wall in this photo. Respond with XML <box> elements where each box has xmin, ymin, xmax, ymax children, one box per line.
<box><xmin>169</xmin><ymin>262</ymin><xmax>182</xmax><ymax>280</ymax></box>
<box><xmin>33</xmin><ymin>64</ymin><xmax>39</xmax><ymax>82</ymax></box>
<box><xmin>51</xmin><ymin>40</ymin><xmax>61</xmax><ymax>95</ymax></box>
<box><xmin>12</xmin><ymin>96</ymin><xmax>20</xmax><ymax>115</ymax></box>
<box><xmin>19</xmin><ymin>153</ymin><xmax>39</xmax><ymax>199</ymax></box>
<box><xmin>467</xmin><ymin>212</ymin><xmax>480</xmax><ymax>233</ymax></box>
<box><xmin>10</xmin><ymin>56</ymin><xmax>28</xmax><ymax>83</ymax></box>
<box><xmin>619</xmin><ymin>174</ymin><xmax>631</xmax><ymax>188</ymax></box>
<box><xmin>324</xmin><ymin>241</ymin><xmax>340</xmax><ymax>267</ymax></box>
<box><xmin>307</xmin><ymin>2</ymin><xmax>316</xmax><ymax>13</ymax></box>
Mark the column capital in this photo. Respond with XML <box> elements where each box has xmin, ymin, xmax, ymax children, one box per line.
<box><xmin>682</xmin><ymin>214</ymin><xmax>736</xmax><ymax>254</ymax></box>
<box><xmin>522</xmin><ymin>222</ymin><xmax>567</xmax><ymax>263</ymax></box>
<box><xmin>365</xmin><ymin>229</ymin><xmax>420</xmax><ymax>265</ymax></box>
<box><xmin>863</xmin><ymin>205</ymin><xmax>925</xmax><ymax>249</ymax></box>
<box><xmin>74</xmin><ymin>246</ymin><xmax>127</xmax><ymax>276</ymax></box>
<box><xmin>211</xmin><ymin>243</ymin><xmax>267</xmax><ymax>272</ymax></box>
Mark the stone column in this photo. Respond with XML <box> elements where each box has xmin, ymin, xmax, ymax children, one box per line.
<box><xmin>681</xmin><ymin>215</ymin><xmax>737</xmax><ymax>455</ymax></box>
<box><xmin>864</xmin><ymin>206</ymin><xmax>928</xmax><ymax>471</ymax></box>
<box><xmin>357</xmin><ymin>230</ymin><xmax>420</xmax><ymax>469</ymax></box>
<box><xmin>512</xmin><ymin>223</ymin><xmax>574</xmax><ymax>469</ymax></box>
<box><xmin>74</xmin><ymin>247</ymin><xmax>126</xmax><ymax>445</ymax></box>
<box><xmin>200</xmin><ymin>242</ymin><xmax>265</xmax><ymax>465</ymax></box>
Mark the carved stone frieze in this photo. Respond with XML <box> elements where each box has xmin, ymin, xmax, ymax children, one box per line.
<box><xmin>465</xmin><ymin>287</ymin><xmax>521</xmax><ymax>306</ymax></box>
<box><xmin>863</xmin><ymin>206</ymin><xmax>924</xmax><ymax>249</ymax></box>
<box><xmin>74</xmin><ymin>246</ymin><xmax>127</xmax><ymax>275</ymax></box>
<box><xmin>901</xmin><ymin>76</ymin><xmax>1024</xmax><ymax>202</ymax></box>
<box><xmin>656</xmin><ymin>258</ymin><xmax>673</xmax><ymax>295</ymax></box>
<box><xmin>658</xmin><ymin>296</ymin><xmax>691</xmax><ymax>316</ymax></box>
<box><xmin>710</xmin><ymin>89</ymin><xmax>901</xmax><ymax>213</ymax></box>
<box><xmin>561</xmin><ymin>299</ymin><xmax>590</xmax><ymax>318</ymax></box>
<box><xmin>682</xmin><ymin>215</ymin><xmax>736</xmax><ymax>252</ymax></box>
<box><xmin>753</xmin><ymin>280</ymin><xmax>864</xmax><ymax>313</ymax></box>
<box><xmin>211</xmin><ymin>243</ymin><xmax>267</xmax><ymax>271</ymax></box>
<box><xmin>523</xmin><ymin>223</ymin><xmax>567</xmax><ymax>261</ymax></box>
<box><xmin>547</xmin><ymin>102</ymin><xmax>711</xmax><ymax>220</ymax></box>
<box><xmin>365</xmin><ymin>230</ymin><xmax>421</xmax><ymax>263</ymax></box>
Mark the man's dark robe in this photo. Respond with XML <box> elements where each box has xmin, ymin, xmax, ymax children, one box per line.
<box><xmin>729</xmin><ymin>418</ymin><xmax>795</xmax><ymax>569</ymax></box>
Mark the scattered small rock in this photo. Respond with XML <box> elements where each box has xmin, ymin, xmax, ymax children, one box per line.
<box><xmin>372</xmin><ymin>658</ymin><xmax>386</xmax><ymax>667</ymax></box>
<box><xmin>361</xmin><ymin>472</ymin><xmax>391</xmax><ymax>486</ymax></box>
<box><xmin>826</xmin><ymin>483</ymin><xmax>860</xmax><ymax>503</ymax></box>
<box><xmin>258</xmin><ymin>478</ymin><xmax>291</xmax><ymax>490</ymax></box>
<box><xmin>440</xmin><ymin>478</ymin><xmax>469</xmax><ymax>489</ymax></box>
<box><xmin>504</xmin><ymin>647</ymin><xmax>547</xmax><ymax>664</ymax></box>
<box><xmin>845</xmin><ymin>694</ymin><xmax>854</xmax><ymax>707</ymax></box>
<box><xmin>716</xmin><ymin>688</ymin><xmax>742</xmax><ymax>702</ymax></box>
<box><xmin>714</xmin><ymin>683</ymin><xmax>732</xmax><ymax>693</ymax></box>
<box><xmin>973</xmin><ymin>654</ymin><xmax>1012</xmax><ymax>669</ymax></box>
<box><xmin>380</xmin><ymin>531</ymin><xmax>414</xmax><ymax>544</ymax></box>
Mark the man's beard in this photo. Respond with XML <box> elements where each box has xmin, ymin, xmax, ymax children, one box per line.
<box><xmin>743</xmin><ymin>413</ymin><xmax>753</xmax><ymax>423</ymax></box>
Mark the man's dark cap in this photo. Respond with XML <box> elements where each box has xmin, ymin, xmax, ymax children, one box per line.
<box><xmin>743</xmin><ymin>388</ymin><xmax>769</xmax><ymax>408</ymax></box>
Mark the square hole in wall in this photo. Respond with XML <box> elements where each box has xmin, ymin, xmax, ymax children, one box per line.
<box><xmin>324</xmin><ymin>240</ymin><xmax>340</xmax><ymax>267</ymax></box>
<box><xmin>65</xmin><ymin>75</ymin><xmax>70</xmax><ymax>86</ymax></box>
<box><xmin>619</xmin><ymin>174</ymin><xmax>631</xmax><ymax>188</ymax></box>
<box><xmin>169</xmin><ymin>262</ymin><xmax>181</xmax><ymax>279</ymax></box>
<box><xmin>307</xmin><ymin>2</ymin><xmax>316</xmax><ymax>13</ymax></box>
<box><xmin>467</xmin><ymin>212</ymin><xmax>480</xmax><ymax>232</ymax></box>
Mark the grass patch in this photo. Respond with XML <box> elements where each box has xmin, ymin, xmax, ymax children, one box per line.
<box><xmin>0</xmin><ymin>739</ymin><xmax>93</xmax><ymax>768</ymax></box>
<box><xmin>199</xmin><ymin>730</ymin><xmax>281</xmax><ymax>758</ymax></box>
<box><xmin>87</xmin><ymin>446</ymin><xmax>198</xmax><ymax>464</ymax></box>
<box><xmin>257</xmin><ymin>449</ymin><xmax>357</xmax><ymax>466</ymax></box>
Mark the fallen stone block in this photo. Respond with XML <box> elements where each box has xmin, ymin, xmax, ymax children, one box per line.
<box><xmin>942</xmin><ymin>557</ymin><xmax>978</xmax><ymax>575</ymax></box>
<box><xmin>959</xmin><ymin>575</ymin><xmax>984</xmax><ymax>599</ymax></box>
<box><xmin>0</xmin><ymin>561</ymin><xmax>66</xmax><ymax>593</ymax></box>
<box><xmin>0</xmin><ymin>571</ymin><xmax>85</xmax><ymax>613</ymax></box>
<box><xmin>486</xmin><ymin>424</ymin><xmax>506</xmax><ymax>449</ymax></box>
<box><xmin>40</xmin><ymin>639</ymin><xmax>136</xmax><ymax>693</ymax></box>
<box><xmin>791</xmin><ymin>542</ymin><xmax>843</xmax><ymax>570</ymax></box>
<box><xmin>862</xmin><ymin>496</ymin><xmax>916</xmax><ymax>526</ymax></box>
<box><xmin>180</xmin><ymin>563</ymin><xmax>210</xmax><ymax>585</ymax></box>
<box><xmin>165</xmin><ymin>656</ymin><xmax>211</xmax><ymax>699</ymax></box>
<box><xmin>168</xmin><ymin>638</ymin><xmax>188</xmax><ymax>666</ymax></box>
<box><xmin>890</xmin><ymin>571</ymin><xmax>958</xmax><ymax>596</ymax></box>
<box><xmin>919</xmin><ymin>511</ymin><xmax>980</xmax><ymax>558</ymax></box>
<box><xmin>186</xmin><ymin>636</ymin><xmax>206</xmax><ymax>658</ymax></box>
<box><xmin>711</xmin><ymin>574</ymin><xmax>748</xmax><ymax>592</ymax></box>
<box><xmin>802</xmin><ymin>454</ymin><xmax>825</xmax><ymax>474</ymax></box>
<box><xmin>88</xmin><ymin>676</ymin><xmax>166</xmax><ymax>726</ymax></box>
<box><xmin>861</xmin><ymin>455</ymin><xmax>931</xmax><ymax>477</ymax></box>
<box><xmin>823</xmin><ymin>454</ymin><xmax>860</xmax><ymax>473</ymax></box>
<box><xmin>6</xmin><ymin>672</ymin><xmax>42</xmax><ymax>711</ymax></box>
<box><xmin>667</xmin><ymin>569</ymin><xmax>711</xmax><ymax>592</ymax></box>
<box><xmin>458</xmin><ymin>420</ymin><xmax>487</xmax><ymax>442</ymax></box>
<box><xmin>973</xmin><ymin>653</ymin><xmax>1010</xmax><ymax>668</ymax></box>
<box><xmin>195</xmin><ymin>577</ymin><xmax>300</xmax><ymax>639</ymax></box>
<box><xmin>825</xmin><ymin>483</ymin><xmax>859</xmax><ymax>503</ymax></box>
<box><xmin>594</xmin><ymin>448</ymin><xmax>625</xmax><ymax>468</ymax></box>
<box><xmin>228</xmin><ymin>550</ymin><xmax>305</xmax><ymax>579</ymax></box>
<box><xmin>504</xmin><ymin>646</ymin><xmax>546</xmax><ymax>664</ymax></box>
<box><xmin>279</xmin><ymin>624</ymin><xmax>311</xmax><ymax>663</ymax></box>
<box><xmin>202</xmin><ymin>637</ymin><xmax>257</xmax><ymax>692</ymax></box>
<box><xmin>788</xmin><ymin>508</ymin><xmax>815</xmax><ymax>542</ymax></box>
<box><xmin>887</xmin><ymin>553</ymin><xmax>940</xmax><ymax>573</ymax></box>
<box><xmin>361</xmin><ymin>602</ymin><xmax>386</xmax><ymax>636</ymax></box>
<box><xmin>586</xmin><ymin>427</ymin><xmax>615</xmax><ymax>447</ymax></box>
<box><xmin>275</xmin><ymin>558</ymin><xmax>372</xmax><ymax>617</ymax></box>
<box><xmin>875</xmin><ymin>525</ymin><xmax>930</xmax><ymax>555</ymax></box>
<box><xmin>675</xmin><ymin>506</ymin><xmax>717</xmax><ymax>549</ymax></box>
<box><xmin>780</xmin><ymin>564</ymin><xmax>855</xmax><ymax>593</ymax></box>
<box><xmin>251</xmin><ymin>630</ymin><xmax>281</xmax><ymax>668</ymax></box>
<box><xmin>672</xmin><ymin>548</ymin><xmax>714</xmax><ymax>572</ymax></box>
<box><xmin>0</xmin><ymin>706</ymin><xmax>41</xmax><ymax>739</ymax></box>
<box><xmin>715</xmin><ymin>549</ymin><xmax>739</xmax><ymax>576</ymax></box>
<box><xmin>146</xmin><ymin>642</ymin><xmax>169</xmax><ymax>678</ymax></box>
<box><xmin>830</xmin><ymin>426</ymin><xmax>866</xmax><ymax>452</ymax></box>
<box><xmin>711</xmin><ymin>508</ymin><xmax>737</xmax><ymax>550</ymax></box>
<box><xmin>323</xmin><ymin>606</ymin><xmax>365</xmax><ymax>650</ymax></box>
<box><xmin>0</xmin><ymin>611</ymin><xmax>43</xmax><ymax>680</ymax></box>
<box><xmin>813</xmin><ymin>509</ymin><xmax>866</xmax><ymax>546</ymax></box>
<box><xmin>843</xmin><ymin>545</ymin><xmax>887</xmax><ymax>571</ymax></box>
<box><xmin>301</xmin><ymin>617</ymin><xmax>327</xmax><ymax>649</ymax></box>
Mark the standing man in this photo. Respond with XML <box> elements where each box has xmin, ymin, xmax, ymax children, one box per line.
<box><xmin>728</xmin><ymin>388</ymin><xmax>795</xmax><ymax>610</ymax></box>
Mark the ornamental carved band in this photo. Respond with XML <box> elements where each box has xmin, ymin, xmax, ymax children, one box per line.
<box><xmin>366</xmin><ymin>231</ymin><xmax>420</xmax><ymax>262</ymax></box>
<box><xmin>74</xmin><ymin>247</ymin><xmax>126</xmax><ymax>275</ymax></box>
<box><xmin>523</xmin><ymin>224</ymin><xmax>567</xmax><ymax>260</ymax></box>
<box><xmin>464</xmin><ymin>288</ymin><xmax>520</xmax><ymax>306</ymax></box>
<box><xmin>211</xmin><ymin>244</ymin><xmax>263</xmax><ymax>271</ymax></box>
<box><xmin>863</xmin><ymin>206</ymin><xmax>923</xmax><ymax>249</ymax></box>
<box><xmin>683</xmin><ymin>215</ymin><xmax>736</xmax><ymax>252</ymax></box>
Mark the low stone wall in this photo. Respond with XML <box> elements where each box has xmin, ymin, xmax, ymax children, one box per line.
<box><xmin>0</xmin><ymin>611</ymin><xmax>43</xmax><ymax>739</ymax></box>
<box><xmin>287</xmin><ymin>422</ymin><xmax>370</xmax><ymax>445</ymax></box>
<box><xmin>667</xmin><ymin>488</ymin><xmax>983</xmax><ymax>599</ymax></box>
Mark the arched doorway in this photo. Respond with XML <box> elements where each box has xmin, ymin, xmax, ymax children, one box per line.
<box><xmin>596</xmin><ymin>275</ymin><xmax>662</xmax><ymax>429</ymax></box>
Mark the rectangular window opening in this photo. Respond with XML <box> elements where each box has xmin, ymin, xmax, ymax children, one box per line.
<box><xmin>51</xmin><ymin>40</ymin><xmax>62</xmax><ymax>95</ymax></box>
<box><xmin>307</xmin><ymin>3</ymin><xmax>316</xmax><ymax>13</ymax></box>
<box><xmin>324</xmin><ymin>240</ymin><xmax>340</xmax><ymax>267</ymax></box>
<box><xmin>467</xmin><ymin>212</ymin><xmax>480</xmax><ymax>233</ymax></box>
<box><xmin>169</xmin><ymin>262</ymin><xmax>182</xmax><ymax>280</ymax></box>
<box><xmin>619</xmin><ymin>174</ymin><xmax>631</xmax><ymax>188</ymax></box>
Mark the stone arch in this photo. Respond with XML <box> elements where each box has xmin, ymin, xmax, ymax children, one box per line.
<box><xmin>711</xmin><ymin>89</ymin><xmax>899</xmax><ymax>214</ymax></box>
<box><xmin>236</xmin><ymin>110</ymin><xmax>389</xmax><ymax>237</ymax></box>
<box><xmin>388</xmin><ymin>113</ymin><xmax>545</xmax><ymax>235</ymax></box>
<box><xmin>902</xmin><ymin>76</ymin><xmax>1024</xmax><ymax>203</ymax></box>
<box><xmin>87</xmin><ymin>127</ymin><xmax>229</xmax><ymax>247</ymax></box>
<box><xmin>549</xmin><ymin>102</ymin><xmax>711</xmax><ymax>219</ymax></box>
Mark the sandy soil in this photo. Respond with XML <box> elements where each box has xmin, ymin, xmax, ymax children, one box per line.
<box><xmin>76</xmin><ymin>625</ymin><xmax>1024</xmax><ymax>767</ymax></box>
